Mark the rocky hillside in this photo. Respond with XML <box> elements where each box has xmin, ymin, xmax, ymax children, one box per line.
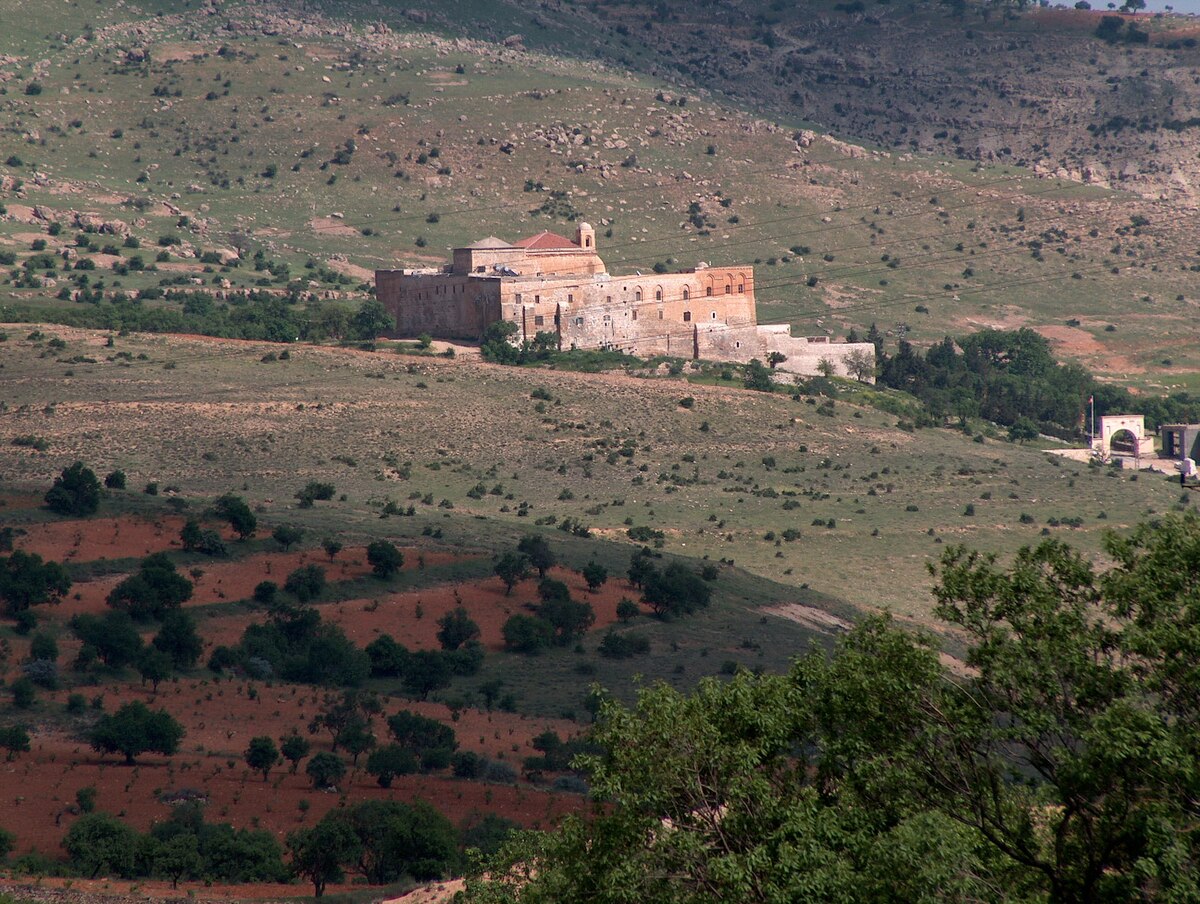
<box><xmin>401</xmin><ymin>0</ymin><xmax>1200</xmax><ymax>203</ymax></box>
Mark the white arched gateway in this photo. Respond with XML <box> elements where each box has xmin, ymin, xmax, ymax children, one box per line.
<box><xmin>1093</xmin><ymin>414</ymin><xmax>1149</xmax><ymax>456</ymax></box>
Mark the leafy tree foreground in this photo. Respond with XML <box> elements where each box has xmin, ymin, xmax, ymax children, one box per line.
<box><xmin>468</xmin><ymin>513</ymin><xmax>1200</xmax><ymax>904</ymax></box>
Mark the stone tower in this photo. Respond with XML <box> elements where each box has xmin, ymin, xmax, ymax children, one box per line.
<box><xmin>575</xmin><ymin>222</ymin><xmax>595</xmax><ymax>250</ymax></box>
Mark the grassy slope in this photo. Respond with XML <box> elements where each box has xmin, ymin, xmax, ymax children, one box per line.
<box><xmin>0</xmin><ymin>1</ymin><xmax>1196</xmax><ymax>391</ymax></box>
<box><xmin>0</xmin><ymin>327</ymin><xmax>1183</xmax><ymax>631</ymax></box>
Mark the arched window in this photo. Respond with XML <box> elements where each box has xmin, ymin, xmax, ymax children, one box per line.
<box><xmin>711</xmin><ymin>311</ymin><xmax>717</xmax><ymax>319</ymax></box>
<box><xmin>635</xmin><ymin>288</ymin><xmax>643</xmax><ymax>302</ymax></box>
<box><xmin>683</xmin><ymin>311</ymin><xmax>692</xmax><ymax>322</ymax></box>
<box><xmin>655</xmin><ymin>287</ymin><xmax>663</xmax><ymax>301</ymax></box>
<box><xmin>724</xmin><ymin>283</ymin><xmax>732</xmax><ymax>295</ymax></box>
<box><xmin>738</xmin><ymin>283</ymin><xmax>745</xmax><ymax>293</ymax></box>
<box><xmin>682</xmin><ymin>287</ymin><xmax>690</xmax><ymax>301</ymax></box>
<box><xmin>706</xmin><ymin>286</ymin><xmax>713</xmax><ymax>297</ymax></box>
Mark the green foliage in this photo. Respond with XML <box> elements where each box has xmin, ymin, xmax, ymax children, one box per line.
<box><xmin>71</xmin><ymin>610</ymin><xmax>143</xmax><ymax>668</ymax></box>
<box><xmin>103</xmin><ymin>469</ymin><xmax>126</xmax><ymax>490</ymax></box>
<box><xmin>367</xmin><ymin>539</ymin><xmax>404</xmax><ymax>577</ymax></box>
<box><xmin>287</xmin><ymin>817</ymin><xmax>361</xmax><ymax>897</ymax></box>
<box><xmin>214</xmin><ymin>493</ymin><xmax>256</xmax><ymax>539</ymax></box>
<box><xmin>470</xmin><ymin>514</ymin><xmax>1200</xmax><ymax>904</ymax></box>
<box><xmin>244</xmin><ymin>736</ymin><xmax>280</xmax><ymax>780</ymax></box>
<box><xmin>436</xmin><ymin>606</ymin><xmax>481</xmax><ymax>651</ymax></box>
<box><xmin>281</xmin><ymin>732</ymin><xmax>310</xmax><ymax>773</ymax></box>
<box><xmin>742</xmin><ymin>358</ymin><xmax>774</xmax><ymax>393</ymax></box>
<box><xmin>326</xmin><ymin>799</ymin><xmax>458</xmax><ymax>884</ymax></box>
<box><xmin>44</xmin><ymin>461</ymin><xmax>101</xmax><ymax>516</ymax></box>
<box><xmin>152</xmin><ymin>609</ymin><xmax>203</xmax><ymax>668</ymax></box>
<box><xmin>597</xmin><ymin>630</ymin><xmax>650</xmax><ymax>659</ymax></box>
<box><xmin>582</xmin><ymin>561</ymin><xmax>608</xmax><ymax>592</ymax></box>
<box><xmin>107</xmin><ymin>552</ymin><xmax>193</xmax><ymax>620</ymax></box>
<box><xmin>272</xmin><ymin>524</ymin><xmax>304</xmax><ymax>550</ymax></box>
<box><xmin>517</xmin><ymin>534</ymin><xmax>555</xmax><ymax>578</ymax></box>
<box><xmin>284</xmin><ymin>563</ymin><xmax>326</xmax><ymax>602</ymax></box>
<box><xmin>493</xmin><ymin>552</ymin><xmax>530</xmax><ymax>596</ymax></box>
<box><xmin>502</xmin><ymin>614</ymin><xmax>555</xmax><ymax>654</ymax></box>
<box><xmin>136</xmin><ymin>646</ymin><xmax>173</xmax><ymax>691</ymax></box>
<box><xmin>63</xmin><ymin>813</ymin><xmax>140</xmax><ymax>878</ymax></box>
<box><xmin>89</xmin><ymin>701</ymin><xmax>184</xmax><ymax>764</ymax></box>
<box><xmin>0</xmin><ymin>725</ymin><xmax>30</xmax><ymax>760</ymax></box>
<box><xmin>352</xmin><ymin>298</ymin><xmax>394</xmax><ymax>340</ymax></box>
<box><xmin>305</xmin><ymin>751</ymin><xmax>347</xmax><ymax>789</ymax></box>
<box><xmin>386</xmin><ymin>710</ymin><xmax>457</xmax><ymax>771</ymax></box>
<box><xmin>234</xmin><ymin>603</ymin><xmax>368</xmax><ymax>686</ymax></box>
<box><xmin>640</xmin><ymin>562</ymin><xmax>712</xmax><ymax>620</ymax></box>
<box><xmin>366</xmin><ymin>743</ymin><xmax>418</xmax><ymax>787</ymax></box>
<box><xmin>879</xmin><ymin>330</ymin><xmax>1091</xmax><ymax>438</ymax></box>
<box><xmin>0</xmin><ymin>550</ymin><xmax>71</xmax><ymax>616</ymax></box>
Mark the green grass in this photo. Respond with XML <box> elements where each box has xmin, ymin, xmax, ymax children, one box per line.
<box><xmin>0</xmin><ymin>0</ymin><xmax>1194</xmax><ymax>392</ymax></box>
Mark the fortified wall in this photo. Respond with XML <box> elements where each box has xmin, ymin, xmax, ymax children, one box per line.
<box><xmin>376</xmin><ymin>225</ymin><xmax>874</xmax><ymax>379</ymax></box>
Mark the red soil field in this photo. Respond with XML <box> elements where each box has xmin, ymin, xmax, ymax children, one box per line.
<box><xmin>12</xmin><ymin>516</ymin><xmax>191</xmax><ymax>563</ymax></box>
<box><xmin>295</xmin><ymin>566</ymin><xmax>642</xmax><ymax>652</ymax></box>
<box><xmin>0</xmin><ymin>679</ymin><xmax>581</xmax><ymax>860</ymax></box>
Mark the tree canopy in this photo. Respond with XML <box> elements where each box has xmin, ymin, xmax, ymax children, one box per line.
<box><xmin>44</xmin><ymin>461</ymin><xmax>101</xmax><ymax>516</ymax></box>
<box><xmin>467</xmin><ymin>513</ymin><xmax>1200</xmax><ymax>904</ymax></box>
<box><xmin>0</xmin><ymin>550</ymin><xmax>71</xmax><ymax>615</ymax></box>
<box><xmin>89</xmin><ymin>701</ymin><xmax>184</xmax><ymax>764</ymax></box>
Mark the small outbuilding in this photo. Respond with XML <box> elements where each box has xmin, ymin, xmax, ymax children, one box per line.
<box><xmin>1161</xmin><ymin>424</ymin><xmax>1200</xmax><ymax>461</ymax></box>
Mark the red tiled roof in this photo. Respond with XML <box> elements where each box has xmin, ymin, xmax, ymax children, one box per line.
<box><xmin>513</xmin><ymin>231</ymin><xmax>578</xmax><ymax>250</ymax></box>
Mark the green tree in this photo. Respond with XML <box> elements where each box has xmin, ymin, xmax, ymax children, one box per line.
<box><xmin>0</xmin><ymin>725</ymin><xmax>30</xmax><ymax>761</ymax></box>
<box><xmin>581</xmin><ymin>561</ymin><xmax>608</xmax><ymax>592</ymax></box>
<box><xmin>104</xmin><ymin>469</ymin><xmax>127</xmax><ymax>490</ymax></box>
<box><xmin>367</xmin><ymin>539</ymin><xmax>404</xmax><ymax>578</ymax></box>
<box><xmin>287</xmin><ymin>818</ymin><xmax>361</xmax><ymax>898</ymax></box>
<box><xmin>536</xmin><ymin>594</ymin><xmax>595</xmax><ymax>646</ymax></box>
<box><xmin>766</xmin><ymin>350</ymin><xmax>787</xmax><ymax>369</ymax></box>
<box><xmin>336</xmin><ymin>715</ymin><xmax>376</xmax><ymax>766</ymax></box>
<box><xmin>71</xmin><ymin>611</ymin><xmax>144</xmax><ymax>668</ymax></box>
<box><xmin>640</xmin><ymin>562</ymin><xmax>712</xmax><ymax>620</ymax></box>
<box><xmin>501</xmin><ymin>614</ymin><xmax>554</xmax><ymax>654</ymax></box>
<box><xmin>493</xmin><ymin>552</ymin><xmax>529</xmax><ymax>596</ymax></box>
<box><xmin>401</xmin><ymin>649</ymin><xmax>451</xmax><ymax>700</ymax></box>
<box><xmin>1008</xmin><ymin>415</ymin><xmax>1039</xmax><ymax>443</ymax></box>
<box><xmin>272</xmin><ymin>524</ymin><xmax>304</xmax><ymax>551</ymax></box>
<box><xmin>30</xmin><ymin>629</ymin><xmax>60</xmax><ymax>657</ymax></box>
<box><xmin>517</xmin><ymin>535</ymin><xmax>555</xmax><ymax>578</ymax></box>
<box><xmin>152</xmin><ymin>610</ymin><xmax>203</xmax><ymax>668</ymax></box>
<box><xmin>742</xmin><ymin>358</ymin><xmax>774</xmax><ymax>392</ymax></box>
<box><xmin>0</xmin><ymin>550</ymin><xmax>71</xmax><ymax>615</ymax></box>
<box><xmin>10</xmin><ymin>677</ymin><xmax>35</xmax><ymax>709</ymax></box>
<box><xmin>329</xmin><ymin>799</ymin><xmax>458</xmax><ymax>884</ymax></box>
<box><xmin>244</xmin><ymin>736</ymin><xmax>280</xmax><ymax>781</ymax></box>
<box><xmin>214</xmin><ymin>494</ymin><xmax>257</xmax><ymax>539</ymax></box>
<box><xmin>154</xmin><ymin>833</ymin><xmax>201</xmax><ymax>889</ymax></box>
<box><xmin>366</xmin><ymin>744</ymin><xmax>419</xmax><ymax>788</ymax></box>
<box><xmin>179</xmin><ymin>519</ymin><xmax>203</xmax><ymax>552</ymax></box>
<box><xmin>284</xmin><ymin>563</ymin><xmax>326</xmax><ymax>602</ymax></box>
<box><xmin>89</xmin><ymin>701</ymin><xmax>184</xmax><ymax>764</ymax></box>
<box><xmin>280</xmin><ymin>732</ymin><xmax>310</xmax><ymax>773</ymax></box>
<box><xmin>107</xmin><ymin>553</ymin><xmax>193</xmax><ymax>621</ymax></box>
<box><xmin>136</xmin><ymin>646</ymin><xmax>173</xmax><ymax>692</ymax></box>
<box><xmin>44</xmin><ymin>461</ymin><xmax>101</xmax><ymax>516</ymax></box>
<box><xmin>0</xmin><ymin>825</ymin><xmax>14</xmax><ymax>861</ymax></box>
<box><xmin>63</xmin><ymin>812</ymin><xmax>140</xmax><ymax>878</ymax></box>
<box><xmin>305</xmin><ymin>751</ymin><xmax>347</xmax><ymax>790</ymax></box>
<box><xmin>386</xmin><ymin>710</ymin><xmax>457</xmax><ymax>771</ymax></box>
<box><xmin>436</xmin><ymin>607</ymin><xmax>481</xmax><ymax>651</ymax></box>
<box><xmin>322</xmin><ymin>537</ymin><xmax>343</xmax><ymax>561</ymax></box>
<box><xmin>352</xmin><ymin>298</ymin><xmax>394</xmax><ymax>340</ymax></box>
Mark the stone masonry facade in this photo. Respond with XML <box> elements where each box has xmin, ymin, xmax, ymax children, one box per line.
<box><xmin>375</xmin><ymin>225</ymin><xmax>874</xmax><ymax>379</ymax></box>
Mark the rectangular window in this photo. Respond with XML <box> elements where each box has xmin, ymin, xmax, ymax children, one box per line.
<box><xmin>515</xmin><ymin>293</ymin><xmax>522</xmax><ymax>304</ymax></box>
<box><xmin>575</xmin><ymin>317</ymin><xmax>584</xmax><ymax>326</ymax></box>
<box><xmin>568</xmin><ymin>294</ymin><xmax>574</xmax><ymax>303</ymax></box>
<box><xmin>534</xmin><ymin>315</ymin><xmax>545</xmax><ymax>326</ymax></box>
<box><xmin>632</xmin><ymin>310</ymin><xmax>638</xmax><ymax>321</ymax></box>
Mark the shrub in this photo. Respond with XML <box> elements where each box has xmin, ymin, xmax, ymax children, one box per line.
<box><xmin>104</xmin><ymin>470</ymin><xmax>127</xmax><ymax>489</ymax></box>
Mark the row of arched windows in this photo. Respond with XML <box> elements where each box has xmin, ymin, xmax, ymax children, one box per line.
<box><xmin>630</xmin><ymin>278</ymin><xmax>746</xmax><ymax>303</ymax></box>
